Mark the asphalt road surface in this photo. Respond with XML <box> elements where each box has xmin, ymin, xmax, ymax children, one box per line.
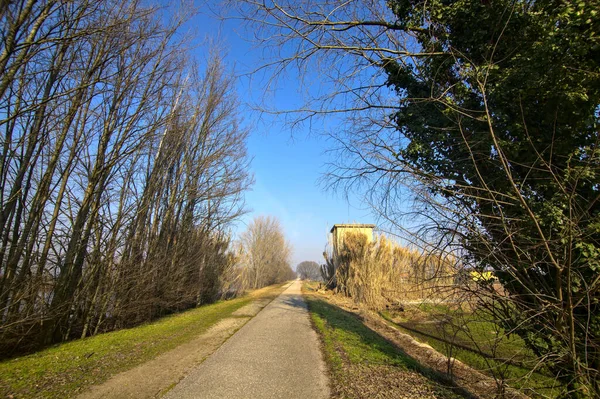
<box><xmin>163</xmin><ymin>280</ymin><xmax>330</xmax><ymax>399</ymax></box>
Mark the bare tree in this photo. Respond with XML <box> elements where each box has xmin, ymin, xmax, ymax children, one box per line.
<box><xmin>238</xmin><ymin>216</ymin><xmax>294</xmax><ymax>289</ymax></box>
<box><xmin>0</xmin><ymin>0</ymin><xmax>252</xmax><ymax>355</ymax></box>
<box><xmin>296</xmin><ymin>261</ymin><xmax>321</xmax><ymax>280</ymax></box>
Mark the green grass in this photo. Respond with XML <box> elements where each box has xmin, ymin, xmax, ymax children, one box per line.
<box><xmin>305</xmin><ymin>294</ymin><xmax>466</xmax><ymax>398</ymax></box>
<box><xmin>380</xmin><ymin>309</ymin><xmax>564</xmax><ymax>398</ymax></box>
<box><xmin>309</xmin><ymin>297</ymin><xmax>419</xmax><ymax>370</ymax></box>
<box><xmin>0</xmin><ymin>284</ymin><xmax>285</xmax><ymax>399</ymax></box>
<box><xmin>383</xmin><ymin>310</ymin><xmax>529</xmax><ymax>361</ymax></box>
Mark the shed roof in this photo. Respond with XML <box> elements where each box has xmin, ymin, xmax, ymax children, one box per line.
<box><xmin>330</xmin><ymin>224</ymin><xmax>376</xmax><ymax>233</ymax></box>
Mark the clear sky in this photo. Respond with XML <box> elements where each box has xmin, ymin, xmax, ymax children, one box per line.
<box><xmin>185</xmin><ymin>7</ymin><xmax>376</xmax><ymax>267</ymax></box>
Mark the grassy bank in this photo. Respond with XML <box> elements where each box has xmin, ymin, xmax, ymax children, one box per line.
<box><xmin>304</xmin><ymin>287</ymin><xmax>467</xmax><ymax>398</ymax></box>
<box><xmin>381</xmin><ymin>305</ymin><xmax>563</xmax><ymax>398</ymax></box>
<box><xmin>0</xmin><ymin>283</ymin><xmax>287</xmax><ymax>399</ymax></box>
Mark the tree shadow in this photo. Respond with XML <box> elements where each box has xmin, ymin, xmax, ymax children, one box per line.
<box><xmin>279</xmin><ymin>294</ymin><xmax>309</xmax><ymax>309</ymax></box>
<box><xmin>307</xmin><ymin>297</ymin><xmax>478</xmax><ymax>399</ymax></box>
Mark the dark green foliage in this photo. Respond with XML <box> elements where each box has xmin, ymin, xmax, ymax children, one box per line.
<box><xmin>381</xmin><ymin>0</ymin><xmax>600</xmax><ymax>396</ymax></box>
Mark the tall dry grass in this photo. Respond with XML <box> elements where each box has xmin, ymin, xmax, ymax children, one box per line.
<box><xmin>329</xmin><ymin>232</ymin><xmax>456</xmax><ymax>309</ymax></box>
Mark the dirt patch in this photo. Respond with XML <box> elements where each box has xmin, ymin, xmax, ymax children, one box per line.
<box><xmin>230</xmin><ymin>298</ymin><xmax>272</xmax><ymax>317</ymax></box>
<box><xmin>247</xmin><ymin>281</ymin><xmax>293</xmax><ymax>299</ymax></box>
<box><xmin>314</xmin><ymin>290</ymin><xmax>527</xmax><ymax>399</ymax></box>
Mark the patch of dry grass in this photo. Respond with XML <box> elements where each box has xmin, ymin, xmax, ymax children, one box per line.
<box><xmin>331</xmin><ymin>233</ymin><xmax>456</xmax><ymax>310</ymax></box>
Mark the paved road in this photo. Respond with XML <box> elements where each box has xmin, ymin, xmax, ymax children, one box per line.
<box><xmin>163</xmin><ymin>280</ymin><xmax>330</xmax><ymax>399</ymax></box>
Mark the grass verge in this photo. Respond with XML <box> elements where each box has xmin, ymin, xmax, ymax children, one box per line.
<box><xmin>380</xmin><ymin>308</ymin><xmax>564</xmax><ymax>398</ymax></box>
<box><xmin>0</xmin><ymin>283</ymin><xmax>287</xmax><ymax>399</ymax></box>
<box><xmin>304</xmin><ymin>284</ymin><xmax>468</xmax><ymax>398</ymax></box>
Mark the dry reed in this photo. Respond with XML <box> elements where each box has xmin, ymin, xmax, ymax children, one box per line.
<box><xmin>330</xmin><ymin>232</ymin><xmax>456</xmax><ymax>309</ymax></box>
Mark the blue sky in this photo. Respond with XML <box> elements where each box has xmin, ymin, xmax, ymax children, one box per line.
<box><xmin>243</xmin><ymin>130</ymin><xmax>373</xmax><ymax>266</ymax></box>
<box><xmin>185</xmin><ymin>7</ymin><xmax>375</xmax><ymax>267</ymax></box>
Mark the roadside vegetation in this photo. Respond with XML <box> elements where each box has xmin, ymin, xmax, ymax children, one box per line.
<box><xmin>381</xmin><ymin>305</ymin><xmax>562</xmax><ymax>397</ymax></box>
<box><xmin>317</xmin><ymin>233</ymin><xmax>564</xmax><ymax>397</ymax></box>
<box><xmin>0</xmin><ymin>0</ymin><xmax>297</xmax><ymax>362</ymax></box>
<box><xmin>0</xmin><ymin>284</ymin><xmax>287</xmax><ymax>399</ymax></box>
<box><xmin>3</xmin><ymin>0</ymin><xmax>599</xmax><ymax>397</ymax></box>
<box><xmin>321</xmin><ymin>232</ymin><xmax>455</xmax><ymax>308</ymax></box>
<box><xmin>230</xmin><ymin>216</ymin><xmax>296</xmax><ymax>291</ymax></box>
<box><xmin>304</xmin><ymin>287</ymin><xmax>466</xmax><ymax>399</ymax></box>
<box><xmin>0</xmin><ymin>0</ymin><xmax>253</xmax><ymax>357</ymax></box>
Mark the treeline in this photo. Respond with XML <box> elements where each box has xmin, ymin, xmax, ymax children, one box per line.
<box><xmin>0</xmin><ymin>1</ymin><xmax>251</xmax><ymax>355</ymax></box>
<box><xmin>228</xmin><ymin>216</ymin><xmax>296</xmax><ymax>291</ymax></box>
<box><xmin>296</xmin><ymin>261</ymin><xmax>321</xmax><ymax>281</ymax></box>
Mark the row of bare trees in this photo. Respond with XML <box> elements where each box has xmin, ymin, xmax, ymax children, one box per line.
<box><xmin>296</xmin><ymin>260</ymin><xmax>321</xmax><ymax>281</ymax></box>
<box><xmin>228</xmin><ymin>216</ymin><xmax>295</xmax><ymax>291</ymax></box>
<box><xmin>0</xmin><ymin>0</ymin><xmax>251</xmax><ymax>355</ymax></box>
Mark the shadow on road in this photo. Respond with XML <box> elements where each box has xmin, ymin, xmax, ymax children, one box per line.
<box><xmin>280</xmin><ymin>295</ymin><xmax>308</xmax><ymax>308</ymax></box>
<box><xmin>266</xmin><ymin>294</ymin><xmax>309</xmax><ymax>315</ymax></box>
